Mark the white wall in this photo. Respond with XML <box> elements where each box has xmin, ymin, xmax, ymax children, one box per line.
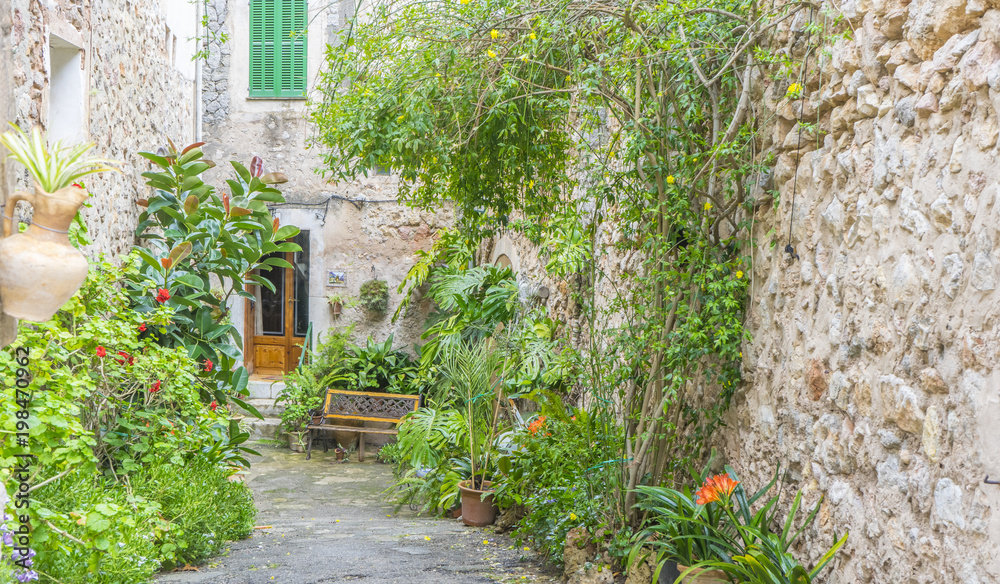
<box><xmin>163</xmin><ymin>0</ymin><xmax>200</xmax><ymax>80</ymax></box>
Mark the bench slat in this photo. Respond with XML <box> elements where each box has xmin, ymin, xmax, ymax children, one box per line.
<box><xmin>307</xmin><ymin>424</ymin><xmax>398</xmax><ymax>434</ymax></box>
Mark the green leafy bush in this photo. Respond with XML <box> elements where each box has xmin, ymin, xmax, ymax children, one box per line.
<box><xmin>358</xmin><ymin>279</ymin><xmax>390</xmax><ymax>313</ymax></box>
<box><xmin>494</xmin><ymin>405</ymin><xmax>623</xmax><ymax>565</ymax></box>
<box><xmin>127</xmin><ymin>143</ymin><xmax>300</xmax><ymax>415</ymax></box>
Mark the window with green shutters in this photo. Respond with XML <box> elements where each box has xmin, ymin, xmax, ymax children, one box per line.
<box><xmin>249</xmin><ymin>0</ymin><xmax>307</xmax><ymax>98</ymax></box>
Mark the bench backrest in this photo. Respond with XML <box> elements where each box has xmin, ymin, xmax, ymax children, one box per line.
<box><xmin>322</xmin><ymin>389</ymin><xmax>420</xmax><ymax>423</ymax></box>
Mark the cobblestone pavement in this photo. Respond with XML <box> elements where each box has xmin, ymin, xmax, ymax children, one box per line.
<box><xmin>156</xmin><ymin>443</ymin><xmax>561</xmax><ymax>584</ymax></box>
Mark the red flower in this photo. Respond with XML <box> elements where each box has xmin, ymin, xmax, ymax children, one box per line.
<box><xmin>209</xmin><ymin>401</ymin><xmax>218</xmax><ymax>411</ymax></box>
<box><xmin>96</xmin><ymin>346</ymin><xmax>107</xmax><ymax>358</ymax></box>
<box><xmin>156</xmin><ymin>288</ymin><xmax>171</xmax><ymax>303</ymax></box>
<box><xmin>115</xmin><ymin>350</ymin><xmax>134</xmax><ymax>365</ymax></box>
<box><xmin>150</xmin><ymin>380</ymin><xmax>162</xmax><ymax>393</ymax></box>
<box><xmin>203</xmin><ymin>359</ymin><xmax>214</xmax><ymax>372</ymax></box>
<box><xmin>72</xmin><ymin>182</ymin><xmax>84</xmax><ymax>189</ymax></box>
<box><xmin>139</xmin><ymin>323</ymin><xmax>147</xmax><ymax>332</ymax></box>
<box><xmin>694</xmin><ymin>473</ymin><xmax>739</xmax><ymax>506</ymax></box>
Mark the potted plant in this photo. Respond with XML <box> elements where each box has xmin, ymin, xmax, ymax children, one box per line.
<box><xmin>275</xmin><ymin>370</ymin><xmax>323</xmax><ymax>454</ymax></box>
<box><xmin>0</xmin><ymin>124</ymin><xmax>120</xmax><ymax>322</ymax></box>
<box><xmin>358</xmin><ymin>278</ymin><xmax>390</xmax><ymax>313</ymax></box>
<box><xmin>327</xmin><ymin>292</ymin><xmax>355</xmax><ymax>316</ymax></box>
<box><xmin>439</xmin><ymin>342</ymin><xmax>505</xmax><ymax>527</ymax></box>
<box><xmin>335</xmin><ymin>446</ymin><xmax>347</xmax><ymax>461</ymax></box>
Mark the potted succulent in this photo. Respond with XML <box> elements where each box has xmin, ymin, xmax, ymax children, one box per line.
<box><xmin>0</xmin><ymin>124</ymin><xmax>120</xmax><ymax>321</ymax></box>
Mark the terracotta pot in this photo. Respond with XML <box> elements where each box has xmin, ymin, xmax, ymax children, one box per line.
<box><xmin>331</xmin><ymin>301</ymin><xmax>342</xmax><ymax>316</ymax></box>
<box><xmin>0</xmin><ymin>183</ymin><xmax>89</xmax><ymax>322</ymax></box>
<box><xmin>287</xmin><ymin>431</ymin><xmax>306</xmax><ymax>452</ymax></box>
<box><xmin>335</xmin><ymin>447</ymin><xmax>346</xmax><ymax>461</ymax></box>
<box><xmin>673</xmin><ymin>564</ymin><xmax>728</xmax><ymax>584</ymax></box>
<box><xmin>458</xmin><ymin>479</ymin><xmax>497</xmax><ymax>527</ymax></box>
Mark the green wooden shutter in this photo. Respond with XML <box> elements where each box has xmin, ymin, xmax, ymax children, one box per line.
<box><xmin>278</xmin><ymin>0</ymin><xmax>308</xmax><ymax>97</ymax></box>
<box><xmin>249</xmin><ymin>0</ymin><xmax>307</xmax><ymax>98</ymax></box>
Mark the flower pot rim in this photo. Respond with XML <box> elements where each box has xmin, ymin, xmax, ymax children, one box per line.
<box><xmin>458</xmin><ymin>479</ymin><xmax>495</xmax><ymax>494</ymax></box>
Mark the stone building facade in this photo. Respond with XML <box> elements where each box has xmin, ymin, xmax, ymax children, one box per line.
<box><xmin>202</xmin><ymin>0</ymin><xmax>450</xmax><ymax>383</ymax></box>
<box><xmin>0</xmin><ymin>0</ymin><xmax>201</xmax><ymax>344</ymax></box>
<box><xmin>9</xmin><ymin>0</ymin><xmax>201</xmax><ymax>257</ymax></box>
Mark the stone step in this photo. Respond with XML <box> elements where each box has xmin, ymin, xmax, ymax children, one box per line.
<box><xmin>247</xmin><ymin>377</ymin><xmax>285</xmax><ymax>399</ymax></box>
<box><xmin>246</xmin><ymin>417</ymin><xmax>282</xmax><ymax>440</ymax></box>
<box><xmin>233</xmin><ymin>398</ymin><xmax>285</xmax><ymax>419</ymax></box>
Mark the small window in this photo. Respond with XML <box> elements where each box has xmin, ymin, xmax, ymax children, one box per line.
<box><xmin>249</xmin><ymin>0</ymin><xmax>308</xmax><ymax>98</ymax></box>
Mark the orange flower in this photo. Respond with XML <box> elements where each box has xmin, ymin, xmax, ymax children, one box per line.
<box><xmin>527</xmin><ymin>416</ymin><xmax>547</xmax><ymax>436</ymax></box>
<box><xmin>694</xmin><ymin>473</ymin><xmax>739</xmax><ymax>505</ymax></box>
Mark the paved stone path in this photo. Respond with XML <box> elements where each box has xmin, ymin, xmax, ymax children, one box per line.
<box><xmin>156</xmin><ymin>443</ymin><xmax>560</xmax><ymax>584</ymax></box>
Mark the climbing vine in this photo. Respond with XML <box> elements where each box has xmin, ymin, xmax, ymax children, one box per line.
<box><xmin>313</xmin><ymin>0</ymin><xmax>808</xmax><ymax>526</ymax></box>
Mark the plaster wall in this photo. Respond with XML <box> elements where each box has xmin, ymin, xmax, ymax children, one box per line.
<box><xmin>205</xmin><ymin>0</ymin><xmax>451</xmax><ymax>359</ymax></box>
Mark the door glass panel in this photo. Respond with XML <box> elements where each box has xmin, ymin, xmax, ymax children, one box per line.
<box><xmin>259</xmin><ymin>253</ymin><xmax>285</xmax><ymax>335</ymax></box>
<box><xmin>293</xmin><ymin>231</ymin><xmax>310</xmax><ymax>337</ymax></box>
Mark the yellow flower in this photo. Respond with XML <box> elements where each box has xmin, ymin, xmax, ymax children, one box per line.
<box><xmin>460</xmin><ymin>0</ymin><xmax>470</xmax><ymax>4</ymax></box>
<box><xmin>703</xmin><ymin>201</ymin><xmax>713</xmax><ymax>211</ymax></box>
<box><xmin>570</xmin><ymin>513</ymin><xmax>578</xmax><ymax>521</ymax></box>
<box><xmin>335</xmin><ymin>519</ymin><xmax>340</xmax><ymax>522</ymax></box>
<box><xmin>529</xmin><ymin>32</ymin><xmax>536</xmax><ymax>40</ymax></box>
<box><xmin>524</xmin><ymin>546</ymin><xmax>530</xmax><ymax>551</ymax></box>
<box><xmin>736</xmin><ymin>270</ymin><xmax>744</xmax><ymax>279</ymax></box>
<box><xmin>786</xmin><ymin>82</ymin><xmax>803</xmax><ymax>98</ymax></box>
<box><xmin>666</xmin><ymin>175</ymin><xmax>675</xmax><ymax>184</ymax></box>
<box><xmin>491</xmin><ymin>29</ymin><xmax>499</xmax><ymax>39</ymax></box>
<box><xmin>397</xmin><ymin>114</ymin><xmax>405</xmax><ymax>121</ymax></box>
<box><xmin>487</xmin><ymin>49</ymin><xmax>497</xmax><ymax>58</ymax></box>
<box><xmin>425</xmin><ymin>536</ymin><xmax>431</xmax><ymax>541</ymax></box>
<box><xmin>520</xmin><ymin>54</ymin><xmax>529</xmax><ymax>62</ymax></box>
<box><xmin>483</xmin><ymin>539</ymin><xmax>490</xmax><ymax>545</ymax></box>
<box><xmin>528</xmin><ymin>179</ymin><xmax>534</xmax><ymax>189</ymax></box>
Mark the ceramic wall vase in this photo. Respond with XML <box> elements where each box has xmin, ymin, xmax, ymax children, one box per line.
<box><xmin>0</xmin><ymin>183</ymin><xmax>89</xmax><ymax>321</ymax></box>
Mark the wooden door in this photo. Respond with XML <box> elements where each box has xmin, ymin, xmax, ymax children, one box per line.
<box><xmin>247</xmin><ymin>232</ymin><xmax>310</xmax><ymax>376</ymax></box>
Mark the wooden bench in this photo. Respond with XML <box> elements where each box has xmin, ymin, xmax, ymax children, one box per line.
<box><xmin>306</xmin><ymin>389</ymin><xmax>420</xmax><ymax>461</ymax></box>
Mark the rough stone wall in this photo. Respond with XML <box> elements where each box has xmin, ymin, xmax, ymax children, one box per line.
<box><xmin>202</xmin><ymin>0</ymin><xmax>229</xmax><ymax>127</ymax></box>
<box><xmin>723</xmin><ymin>1</ymin><xmax>1000</xmax><ymax>581</ymax></box>
<box><xmin>10</xmin><ymin>0</ymin><xmax>196</xmax><ymax>259</ymax></box>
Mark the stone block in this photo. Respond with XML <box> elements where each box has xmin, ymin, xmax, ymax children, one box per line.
<box><xmin>933</xmin><ymin>478</ymin><xmax>966</xmax><ymax>530</ymax></box>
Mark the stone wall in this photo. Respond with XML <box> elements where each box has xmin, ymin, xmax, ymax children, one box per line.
<box><xmin>725</xmin><ymin>0</ymin><xmax>1000</xmax><ymax>581</ymax></box>
<box><xmin>9</xmin><ymin>0</ymin><xmax>198</xmax><ymax>259</ymax></box>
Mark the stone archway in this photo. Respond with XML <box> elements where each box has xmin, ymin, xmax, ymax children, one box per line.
<box><xmin>490</xmin><ymin>235</ymin><xmax>521</xmax><ymax>273</ymax></box>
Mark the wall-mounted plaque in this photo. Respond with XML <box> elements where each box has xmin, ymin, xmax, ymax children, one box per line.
<box><xmin>327</xmin><ymin>269</ymin><xmax>347</xmax><ymax>287</ymax></box>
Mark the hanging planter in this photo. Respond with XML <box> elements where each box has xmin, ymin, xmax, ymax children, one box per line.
<box><xmin>327</xmin><ymin>293</ymin><xmax>354</xmax><ymax>317</ymax></box>
<box><xmin>0</xmin><ymin>125</ymin><xmax>119</xmax><ymax>322</ymax></box>
<box><xmin>358</xmin><ymin>279</ymin><xmax>389</xmax><ymax>313</ymax></box>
